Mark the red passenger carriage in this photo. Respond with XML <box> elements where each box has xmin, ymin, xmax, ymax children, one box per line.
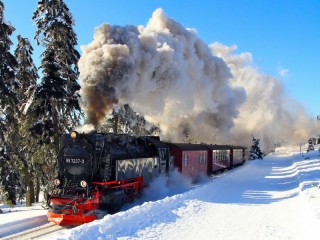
<box><xmin>204</xmin><ymin>145</ymin><xmax>231</xmax><ymax>173</ymax></box>
<box><xmin>167</xmin><ymin>143</ymin><xmax>208</xmax><ymax>181</ymax></box>
<box><xmin>231</xmin><ymin>146</ymin><xmax>246</xmax><ymax>166</ymax></box>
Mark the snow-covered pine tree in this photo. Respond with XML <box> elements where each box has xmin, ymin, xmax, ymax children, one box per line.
<box><xmin>14</xmin><ymin>35</ymin><xmax>39</xmax><ymax>206</ymax></box>
<box><xmin>0</xmin><ymin>1</ymin><xmax>18</xmax><ymax>106</ymax></box>
<box><xmin>249</xmin><ymin>136</ymin><xmax>264</xmax><ymax>160</ymax></box>
<box><xmin>32</xmin><ymin>0</ymin><xmax>82</xmax><ymax>149</ymax></box>
<box><xmin>31</xmin><ymin>0</ymin><xmax>82</xmax><ymax>206</ymax></box>
<box><xmin>0</xmin><ymin>0</ymin><xmax>18</xmax><ymax>122</ymax></box>
<box><xmin>14</xmin><ymin>35</ymin><xmax>38</xmax><ymax>108</ymax></box>
<box><xmin>0</xmin><ymin>0</ymin><xmax>21</xmax><ymax>206</ymax></box>
<box><xmin>0</xmin><ymin>160</ymin><xmax>21</xmax><ymax>206</ymax></box>
<box><xmin>307</xmin><ymin>138</ymin><xmax>314</xmax><ymax>152</ymax></box>
<box><xmin>103</xmin><ymin>104</ymin><xmax>160</xmax><ymax>136</ymax></box>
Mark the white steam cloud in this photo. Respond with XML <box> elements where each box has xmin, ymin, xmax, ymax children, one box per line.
<box><xmin>78</xmin><ymin>8</ymin><xmax>316</xmax><ymax>151</ymax></box>
<box><xmin>78</xmin><ymin>8</ymin><xmax>245</xmax><ymax>142</ymax></box>
<box><xmin>122</xmin><ymin>169</ymin><xmax>203</xmax><ymax>211</ymax></box>
<box><xmin>210</xmin><ymin>43</ymin><xmax>316</xmax><ymax>151</ymax></box>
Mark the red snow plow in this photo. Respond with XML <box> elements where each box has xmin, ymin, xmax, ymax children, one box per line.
<box><xmin>47</xmin><ymin>178</ymin><xmax>144</xmax><ymax>226</ymax></box>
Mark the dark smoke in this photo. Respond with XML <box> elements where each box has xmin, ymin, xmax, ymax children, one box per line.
<box><xmin>78</xmin><ymin>9</ymin><xmax>316</xmax><ymax>151</ymax></box>
<box><xmin>78</xmin><ymin>9</ymin><xmax>245</xmax><ymax>142</ymax></box>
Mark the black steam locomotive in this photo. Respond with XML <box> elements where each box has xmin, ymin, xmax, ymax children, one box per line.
<box><xmin>48</xmin><ymin>131</ymin><xmax>173</xmax><ymax>225</ymax></box>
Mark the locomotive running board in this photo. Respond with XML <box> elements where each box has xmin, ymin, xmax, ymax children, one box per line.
<box><xmin>48</xmin><ymin>212</ymin><xmax>97</xmax><ymax>226</ymax></box>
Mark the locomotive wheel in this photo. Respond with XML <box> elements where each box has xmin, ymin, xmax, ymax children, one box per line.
<box><xmin>99</xmin><ymin>188</ymin><xmax>124</xmax><ymax>214</ymax></box>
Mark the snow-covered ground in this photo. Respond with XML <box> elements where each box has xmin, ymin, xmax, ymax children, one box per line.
<box><xmin>1</xmin><ymin>145</ymin><xmax>320</xmax><ymax>240</ymax></box>
<box><xmin>0</xmin><ymin>202</ymin><xmax>48</xmax><ymax>237</ymax></box>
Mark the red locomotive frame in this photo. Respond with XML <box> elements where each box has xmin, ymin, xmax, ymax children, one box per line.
<box><xmin>48</xmin><ymin>176</ymin><xmax>144</xmax><ymax>226</ymax></box>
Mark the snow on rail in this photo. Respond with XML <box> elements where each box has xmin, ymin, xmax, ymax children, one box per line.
<box><xmin>1</xmin><ymin>222</ymin><xmax>66</xmax><ymax>240</ymax></box>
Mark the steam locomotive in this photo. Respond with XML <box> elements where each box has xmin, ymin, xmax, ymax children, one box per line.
<box><xmin>47</xmin><ymin>131</ymin><xmax>246</xmax><ymax>226</ymax></box>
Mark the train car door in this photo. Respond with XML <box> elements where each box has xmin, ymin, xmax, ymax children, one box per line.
<box><xmin>158</xmin><ymin>148</ymin><xmax>169</xmax><ymax>174</ymax></box>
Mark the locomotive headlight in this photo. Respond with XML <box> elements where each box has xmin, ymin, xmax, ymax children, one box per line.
<box><xmin>80</xmin><ymin>180</ymin><xmax>87</xmax><ymax>188</ymax></box>
<box><xmin>54</xmin><ymin>179</ymin><xmax>61</xmax><ymax>186</ymax></box>
<box><xmin>70</xmin><ymin>131</ymin><xmax>78</xmax><ymax>139</ymax></box>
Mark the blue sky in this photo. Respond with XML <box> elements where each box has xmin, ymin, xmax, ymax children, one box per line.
<box><xmin>3</xmin><ymin>0</ymin><xmax>320</xmax><ymax>116</ymax></box>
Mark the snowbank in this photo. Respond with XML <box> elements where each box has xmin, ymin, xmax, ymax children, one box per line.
<box><xmin>50</xmin><ymin>147</ymin><xmax>320</xmax><ymax>240</ymax></box>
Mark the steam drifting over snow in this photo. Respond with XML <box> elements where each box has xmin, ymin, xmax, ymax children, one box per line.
<box><xmin>78</xmin><ymin>8</ymin><xmax>245</xmax><ymax>143</ymax></box>
<box><xmin>210</xmin><ymin>43</ymin><xmax>317</xmax><ymax>151</ymax></box>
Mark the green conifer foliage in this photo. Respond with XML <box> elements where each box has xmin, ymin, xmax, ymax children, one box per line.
<box><xmin>32</xmin><ymin>0</ymin><xmax>82</xmax><ymax>147</ymax></box>
<box><xmin>14</xmin><ymin>35</ymin><xmax>40</xmax><ymax>206</ymax></box>
<box><xmin>0</xmin><ymin>0</ymin><xmax>20</xmax><ymax>206</ymax></box>
<box><xmin>249</xmin><ymin>136</ymin><xmax>264</xmax><ymax>160</ymax></box>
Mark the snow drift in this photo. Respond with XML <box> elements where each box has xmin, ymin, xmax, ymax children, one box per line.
<box><xmin>50</xmin><ymin>146</ymin><xmax>320</xmax><ymax>240</ymax></box>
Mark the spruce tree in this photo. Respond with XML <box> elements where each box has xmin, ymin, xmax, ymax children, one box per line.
<box><xmin>0</xmin><ymin>0</ymin><xmax>18</xmax><ymax>119</ymax></box>
<box><xmin>32</xmin><ymin>0</ymin><xmax>82</xmax><ymax>149</ymax></box>
<box><xmin>14</xmin><ymin>36</ymin><xmax>38</xmax><ymax>108</ymax></box>
<box><xmin>249</xmin><ymin>136</ymin><xmax>264</xmax><ymax>160</ymax></box>
<box><xmin>307</xmin><ymin>138</ymin><xmax>315</xmax><ymax>152</ymax></box>
<box><xmin>31</xmin><ymin>0</ymin><xmax>82</xmax><ymax>205</ymax></box>
<box><xmin>0</xmin><ymin>1</ymin><xmax>18</xmax><ymax>107</ymax></box>
<box><xmin>0</xmin><ymin>0</ymin><xmax>20</xmax><ymax>206</ymax></box>
<box><xmin>14</xmin><ymin>35</ymin><xmax>39</xmax><ymax>206</ymax></box>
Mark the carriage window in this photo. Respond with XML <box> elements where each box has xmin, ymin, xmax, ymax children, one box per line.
<box><xmin>234</xmin><ymin>150</ymin><xmax>242</xmax><ymax>159</ymax></box>
<box><xmin>184</xmin><ymin>153</ymin><xmax>188</xmax><ymax>167</ymax></box>
<box><xmin>159</xmin><ymin>148</ymin><xmax>169</xmax><ymax>160</ymax></box>
<box><xmin>159</xmin><ymin>149</ymin><xmax>163</xmax><ymax>159</ymax></box>
<box><xmin>217</xmin><ymin>150</ymin><xmax>228</xmax><ymax>161</ymax></box>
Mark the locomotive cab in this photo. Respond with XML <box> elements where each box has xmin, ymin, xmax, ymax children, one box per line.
<box><xmin>141</xmin><ymin>136</ymin><xmax>174</xmax><ymax>174</ymax></box>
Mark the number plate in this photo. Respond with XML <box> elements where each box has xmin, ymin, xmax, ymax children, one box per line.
<box><xmin>65</xmin><ymin>158</ymin><xmax>85</xmax><ymax>164</ymax></box>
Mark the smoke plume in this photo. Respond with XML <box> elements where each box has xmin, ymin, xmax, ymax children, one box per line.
<box><xmin>78</xmin><ymin>8</ymin><xmax>245</xmax><ymax>142</ymax></box>
<box><xmin>210</xmin><ymin>43</ymin><xmax>316</xmax><ymax>151</ymax></box>
<box><xmin>78</xmin><ymin>8</ymin><xmax>316</xmax><ymax>151</ymax></box>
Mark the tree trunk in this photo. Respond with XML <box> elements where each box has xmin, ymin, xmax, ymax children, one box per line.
<box><xmin>25</xmin><ymin>172</ymin><xmax>31</xmax><ymax>207</ymax></box>
<box><xmin>35</xmin><ymin>178</ymin><xmax>40</xmax><ymax>202</ymax></box>
<box><xmin>30</xmin><ymin>179</ymin><xmax>35</xmax><ymax>204</ymax></box>
<box><xmin>26</xmin><ymin>187</ymin><xmax>31</xmax><ymax>207</ymax></box>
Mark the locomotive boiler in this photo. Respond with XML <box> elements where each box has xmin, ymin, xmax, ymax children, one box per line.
<box><xmin>47</xmin><ymin>131</ymin><xmax>173</xmax><ymax>226</ymax></box>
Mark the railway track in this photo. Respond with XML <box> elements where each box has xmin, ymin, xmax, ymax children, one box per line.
<box><xmin>2</xmin><ymin>222</ymin><xmax>69</xmax><ymax>240</ymax></box>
